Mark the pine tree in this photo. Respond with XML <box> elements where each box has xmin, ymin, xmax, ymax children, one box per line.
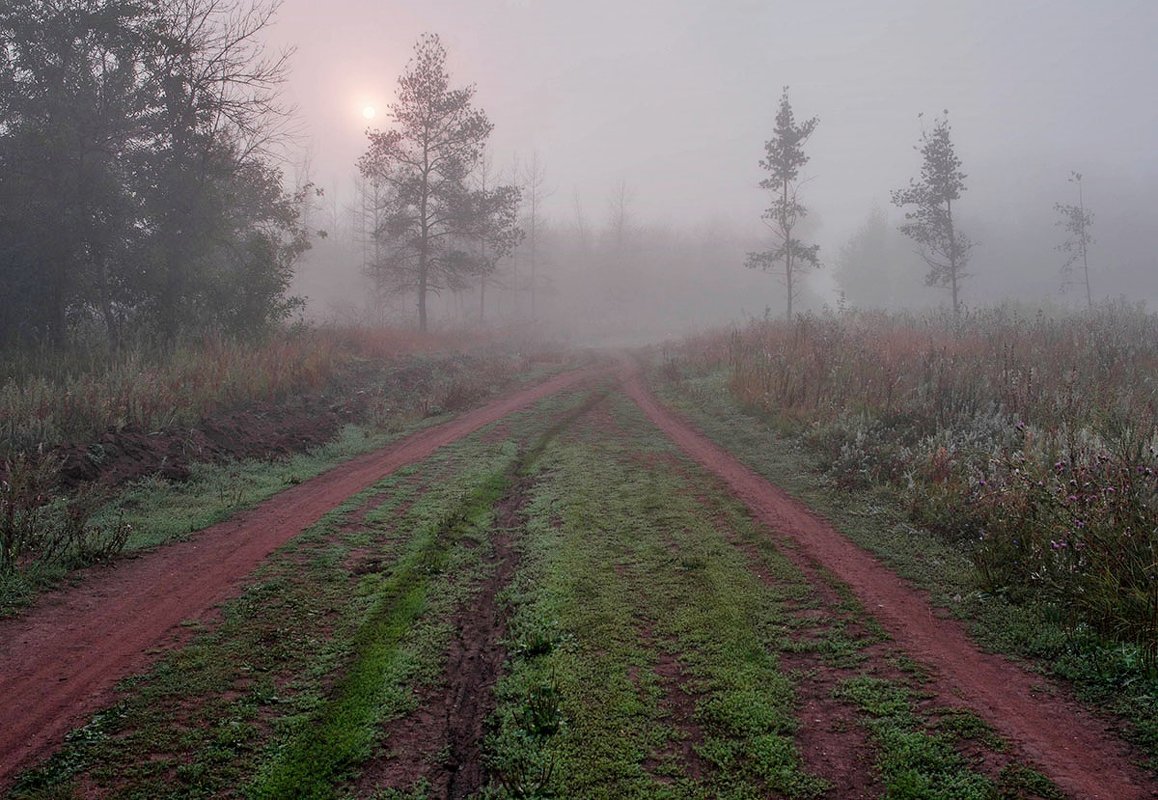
<box><xmin>745</xmin><ymin>87</ymin><xmax>820</xmax><ymax>320</ymax></box>
<box><xmin>891</xmin><ymin>112</ymin><xmax>973</xmax><ymax>317</ymax></box>
<box><xmin>358</xmin><ymin>34</ymin><xmax>519</xmax><ymax>331</ymax></box>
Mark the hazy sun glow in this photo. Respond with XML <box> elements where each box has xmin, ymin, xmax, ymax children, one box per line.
<box><xmin>362</xmin><ymin>105</ymin><xmax>376</xmax><ymax>120</ymax></box>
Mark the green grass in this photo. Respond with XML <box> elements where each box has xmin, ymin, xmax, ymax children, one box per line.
<box><xmin>250</xmin><ymin>457</ymin><xmax>515</xmax><ymax>799</ymax></box>
<box><xmin>9</xmin><ymin>380</ymin><xmax>1058</xmax><ymax>797</ymax></box>
<box><xmin>834</xmin><ymin>676</ymin><xmax>995</xmax><ymax>799</ymax></box>
<box><xmin>487</xmin><ymin>395</ymin><xmax>832</xmax><ymax>798</ymax></box>
<box><xmin>8</xmin><ymin>387</ymin><xmax>600</xmax><ymax>799</ymax></box>
<box><xmin>832</xmin><ymin>676</ymin><xmax>1064</xmax><ymax>800</ymax></box>
<box><xmin>0</xmin><ymin>423</ymin><xmax>420</xmax><ymax>616</ymax></box>
<box><xmin>9</xmin><ymin>421</ymin><xmax>526</xmax><ymax>798</ymax></box>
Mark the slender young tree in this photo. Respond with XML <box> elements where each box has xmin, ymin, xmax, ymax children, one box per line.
<box><xmin>520</xmin><ymin>152</ymin><xmax>551</xmax><ymax>320</ymax></box>
<box><xmin>745</xmin><ymin>87</ymin><xmax>820</xmax><ymax>320</ymax></box>
<box><xmin>603</xmin><ymin>179</ymin><xmax>635</xmax><ymax>313</ymax></box>
<box><xmin>891</xmin><ymin>111</ymin><xmax>973</xmax><ymax>317</ymax></box>
<box><xmin>358</xmin><ymin>33</ymin><xmax>518</xmax><ymax>331</ymax></box>
<box><xmin>472</xmin><ymin>155</ymin><xmax>523</xmax><ymax>322</ymax></box>
<box><xmin>1055</xmin><ymin>171</ymin><xmax>1095</xmax><ymax>309</ymax></box>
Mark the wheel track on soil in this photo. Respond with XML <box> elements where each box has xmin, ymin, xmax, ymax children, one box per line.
<box><xmin>0</xmin><ymin>366</ymin><xmax>601</xmax><ymax>786</ymax></box>
<box><xmin>621</xmin><ymin>364</ymin><xmax>1157</xmax><ymax>800</ymax></box>
<box><xmin>353</xmin><ymin>389</ymin><xmax>609</xmax><ymax>798</ymax></box>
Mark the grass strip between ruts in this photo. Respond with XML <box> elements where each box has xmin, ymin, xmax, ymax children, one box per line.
<box><xmin>250</xmin><ymin>388</ymin><xmax>607</xmax><ymax>799</ymax></box>
<box><xmin>250</xmin><ymin>465</ymin><xmax>512</xmax><ymax>799</ymax></box>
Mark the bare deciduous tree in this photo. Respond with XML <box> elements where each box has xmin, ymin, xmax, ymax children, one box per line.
<box><xmin>1055</xmin><ymin>171</ymin><xmax>1095</xmax><ymax>309</ymax></box>
<box><xmin>520</xmin><ymin>152</ymin><xmax>552</xmax><ymax>320</ymax></box>
<box><xmin>472</xmin><ymin>155</ymin><xmax>523</xmax><ymax>323</ymax></box>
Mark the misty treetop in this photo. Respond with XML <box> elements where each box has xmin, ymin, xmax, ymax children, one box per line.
<box><xmin>746</xmin><ymin>87</ymin><xmax>821</xmax><ymax>320</ymax></box>
<box><xmin>358</xmin><ymin>33</ymin><xmax>522</xmax><ymax>332</ymax></box>
<box><xmin>0</xmin><ymin>0</ymin><xmax>311</xmax><ymax>348</ymax></box>
<box><xmin>891</xmin><ymin>112</ymin><xmax>973</xmax><ymax>317</ymax></box>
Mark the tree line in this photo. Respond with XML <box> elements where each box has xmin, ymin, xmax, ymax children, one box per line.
<box><xmin>748</xmin><ymin>91</ymin><xmax>1096</xmax><ymax>319</ymax></box>
<box><xmin>2</xmin><ymin>5</ymin><xmax>1106</xmax><ymax>346</ymax></box>
<box><xmin>0</xmin><ymin>0</ymin><xmax>311</xmax><ymax>348</ymax></box>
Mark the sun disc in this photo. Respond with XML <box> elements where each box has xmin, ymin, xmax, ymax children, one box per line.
<box><xmin>362</xmin><ymin>105</ymin><xmax>376</xmax><ymax>120</ymax></box>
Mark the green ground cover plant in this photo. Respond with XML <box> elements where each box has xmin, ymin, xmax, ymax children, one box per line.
<box><xmin>485</xmin><ymin>394</ymin><xmax>1032</xmax><ymax>797</ymax></box>
<box><xmin>9</xmin><ymin>385</ymin><xmax>1060</xmax><ymax>797</ymax></box>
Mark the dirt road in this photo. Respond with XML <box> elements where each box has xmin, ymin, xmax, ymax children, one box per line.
<box><xmin>4</xmin><ymin>362</ymin><xmax>1155</xmax><ymax>798</ymax></box>
<box><xmin>0</xmin><ymin>367</ymin><xmax>596</xmax><ymax>784</ymax></box>
<box><xmin>622</xmin><ymin>366</ymin><xmax>1155</xmax><ymax>800</ymax></box>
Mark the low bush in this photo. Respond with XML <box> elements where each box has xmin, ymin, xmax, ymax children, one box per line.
<box><xmin>1</xmin><ymin>453</ymin><xmax>131</xmax><ymax>575</ymax></box>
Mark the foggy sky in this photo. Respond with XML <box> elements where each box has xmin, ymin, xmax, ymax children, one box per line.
<box><xmin>268</xmin><ymin>0</ymin><xmax>1158</xmax><ymax>306</ymax></box>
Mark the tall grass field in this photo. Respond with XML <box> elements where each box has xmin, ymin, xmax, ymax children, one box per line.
<box><xmin>667</xmin><ymin>302</ymin><xmax>1158</xmax><ymax>666</ymax></box>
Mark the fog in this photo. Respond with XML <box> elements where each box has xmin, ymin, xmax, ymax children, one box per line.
<box><xmin>273</xmin><ymin>0</ymin><xmax>1158</xmax><ymax>336</ymax></box>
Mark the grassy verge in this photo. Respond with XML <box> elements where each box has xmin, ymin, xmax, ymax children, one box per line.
<box><xmin>650</xmin><ymin>363</ymin><xmax>1158</xmax><ymax>769</ymax></box>
<box><xmin>833</xmin><ymin>675</ymin><xmax>1062</xmax><ymax>800</ymax></box>
<box><xmin>8</xmin><ymin>387</ymin><xmax>596</xmax><ymax>799</ymax></box>
<box><xmin>250</xmin><ymin>455</ymin><xmax>513</xmax><ymax>799</ymax></box>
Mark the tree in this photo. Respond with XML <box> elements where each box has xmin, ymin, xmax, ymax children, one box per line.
<box><xmin>0</xmin><ymin>0</ymin><xmax>309</xmax><ymax>346</ymax></box>
<box><xmin>471</xmin><ymin>155</ymin><xmax>523</xmax><ymax>323</ymax></box>
<box><xmin>0</xmin><ymin>0</ymin><xmax>151</xmax><ymax>345</ymax></box>
<box><xmin>520</xmin><ymin>152</ymin><xmax>551</xmax><ymax>320</ymax></box>
<box><xmin>358</xmin><ymin>33</ymin><xmax>518</xmax><ymax>332</ymax></box>
<box><xmin>834</xmin><ymin>206</ymin><xmax>890</xmax><ymax>310</ymax></box>
<box><xmin>1055</xmin><ymin>171</ymin><xmax>1094</xmax><ymax>309</ymax></box>
<box><xmin>834</xmin><ymin>205</ymin><xmax>932</xmax><ymax>311</ymax></box>
<box><xmin>891</xmin><ymin>112</ymin><xmax>973</xmax><ymax>317</ymax></box>
<box><xmin>141</xmin><ymin>0</ymin><xmax>299</xmax><ymax>341</ymax></box>
<box><xmin>601</xmin><ymin>179</ymin><xmax>636</xmax><ymax>317</ymax></box>
<box><xmin>745</xmin><ymin>87</ymin><xmax>820</xmax><ymax>320</ymax></box>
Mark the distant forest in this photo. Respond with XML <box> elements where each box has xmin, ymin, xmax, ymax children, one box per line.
<box><xmin>3</xmin><ymin>1</ymin><xmax>1156</xmax><ymax>350</ymax></box>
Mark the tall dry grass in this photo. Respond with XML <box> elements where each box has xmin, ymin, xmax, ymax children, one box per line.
<box><xmin>0</xmin><ymin>325</ymin><xmax>475</xmax><ymax>457</ymax></box>
<box><xmin>675</xmin><ymin>302</ymin><xmax>1158</xmax><ymax>665</ymax></box>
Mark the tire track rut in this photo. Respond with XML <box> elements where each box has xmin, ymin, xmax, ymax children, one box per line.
<box><xmin>0</xmin><ymin>366</ymin><xmax>599</xmax><ymax>785</ymax></box>
<box><xmin>622</xmin><ymin>364</ymin><xmax>1156</xmax><ymax>800</ymax></box>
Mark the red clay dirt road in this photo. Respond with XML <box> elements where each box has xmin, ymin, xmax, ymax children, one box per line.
<box><xmin>622</xmin><ymin>365</ymin><xmax>1157</xmax><ymax>800</ymax></box>
<box><xmin>0</xmin><ymin>367</ymin><xmax>599</xmax><ymax>786</ymax></box>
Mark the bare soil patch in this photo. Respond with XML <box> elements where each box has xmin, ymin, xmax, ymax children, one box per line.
<box><xmin>623</xmin><ymin>365</ymin><xmax>1158</xmax><ymax>800</ymax></box>
<box><xmin>53</xmin><ymin>395</ymin><xmax>350</xmax><ymax>489</ymax></box>
<box><xmin>641</xmin><ymin>634</ymin><xmax>710</xmax><ymax>784</ymax></box>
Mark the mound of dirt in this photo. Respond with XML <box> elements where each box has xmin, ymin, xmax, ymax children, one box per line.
<box><xmin>7</xmin><ymin>351</ymin><xmax>527</xmax><ymax>494</ymax></box>
<box><xmin>53</xmin><ymin>396</ymin><xmax>353</xmax><ymax>490</ymax></box>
